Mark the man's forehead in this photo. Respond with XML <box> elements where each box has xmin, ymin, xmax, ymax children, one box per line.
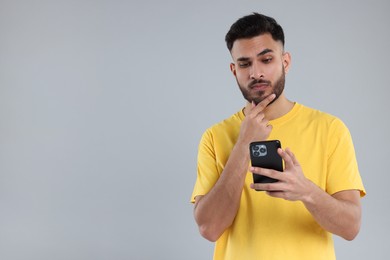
<box><xmin>231</xmin><ymin>34</ymin><xmax>283</xmax><ymax>59</ymax></box>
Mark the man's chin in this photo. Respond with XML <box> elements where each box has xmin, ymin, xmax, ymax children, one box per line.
<box><xmin>251</xmin><ymin>94</ymin><xmax>277</xmax><ymax>106</ymax></box>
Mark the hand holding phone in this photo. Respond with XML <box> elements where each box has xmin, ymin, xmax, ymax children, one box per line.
<box><xmin>249</xmin><ymin>140</ymin><xmax>283</xmax><ymax>191</ymax></box>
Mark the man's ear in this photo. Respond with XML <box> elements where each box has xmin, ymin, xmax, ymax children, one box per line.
<box><xmin>230</xmin><ymin>63</ymin><xmax>236</xmax><ymax>76</ymax></box>
<box><xmin>283</xmin><ymin>52</ymin><xmax>291</xmax><ymax>74</ymax></box>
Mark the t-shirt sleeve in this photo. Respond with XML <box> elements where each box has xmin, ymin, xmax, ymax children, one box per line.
<box><xmin>190</xmin><ymin>129</ymin><xmax>220</xmax><ymax>203</ymax></box>
<box><xmin>326</xmin><ymin>118</ymin><xmax>366</xmax><ymax>197</ymax></box>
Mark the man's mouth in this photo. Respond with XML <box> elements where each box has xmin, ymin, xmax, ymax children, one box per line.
<box><xmin>249</xmin><ymin>80</ymin><xmax>271</xmax><ymax>90</ymax></box>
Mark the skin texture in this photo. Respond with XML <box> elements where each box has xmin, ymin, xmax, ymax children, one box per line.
<box><xmin>194</xmin><ymin>34</ymin><xmax>362</xmax><ymax>242</ymax></box>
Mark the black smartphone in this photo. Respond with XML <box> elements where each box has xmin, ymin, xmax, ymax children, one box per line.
<box><xmin>249</xmin><ymin>140</ymin><xmax>283</xmax><ymax>190</ymax></box>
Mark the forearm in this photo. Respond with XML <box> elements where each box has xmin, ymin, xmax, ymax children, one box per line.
<box><xmin>194</xmin><ymin>141</ymin><xmax>250</xmax><ymax>242</ymax></box>
<box><xmin>302</xmin><ymin>183</ymin><xmax>361</xmax><ymax>240</ymax></box>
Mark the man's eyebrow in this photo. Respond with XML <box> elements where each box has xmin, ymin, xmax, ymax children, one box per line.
<box><xmin>257</xmin><ymin>48</ymin><xmax>273</xmax><ymax>56</ymax></box>
<box><xmin>236</xmin><ymin>57</ymin><xmax>250</xmax><ymax>62</ymax></box>
<box><xmin>236</xmin><ymin>48</ymin><xmax>274</xmax><ymax>62</ymax></box>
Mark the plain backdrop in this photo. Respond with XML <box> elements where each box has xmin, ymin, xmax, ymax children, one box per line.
<box><xmin>0</xmin><ymin>0</ymin><xmax>389</xmax><ymax>259</ymax></box>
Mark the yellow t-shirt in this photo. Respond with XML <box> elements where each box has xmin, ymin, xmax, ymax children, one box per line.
<box><xmin>191</xmin><ymin>103</ymin><xmax>365</xmax><ymax>260</ymax></box>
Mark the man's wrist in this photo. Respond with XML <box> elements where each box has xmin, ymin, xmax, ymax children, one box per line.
<box><xmin>301</xmin><ymin>180</ymin><xmax>320</xmax><ymax>205</ymax></box>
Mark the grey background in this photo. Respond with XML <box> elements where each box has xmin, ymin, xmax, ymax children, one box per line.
<box><xmin>0</xmin><ymin>0</ymin><xmax>389</xmax><ymax>259</ymax></box>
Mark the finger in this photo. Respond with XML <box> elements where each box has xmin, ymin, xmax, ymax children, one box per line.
<box><xmin>278</xmin><ymin>148</ymin><xmax>294</xmax><ymax>170</ymax></box>
<box><xmin>250</xmin><ymin>182</ymin><xmax>284</xmax><ymax>192</ymax></box>
<box><xmin>251</xmin><ymin>94</ymin><xmax>276</xmax><ymax>115</ymax></box>
<box><xmin>250</xmin><ymin>166</ymin><xmax>283</xmax><ymax>180</ymax></box>
<box><xmin>285</xmin><ymin>148</ymin><xmax>300</xmax><ymax>166</ymax></box>
<box><xmin>245</xmin><ymin>100</ymin><xmax>257</xmax><ymax>115</ymax></box>
<box><xmin>266</xmin><ymin>191</ymin><xmax>286</xmax><ymax>199</ymax></box>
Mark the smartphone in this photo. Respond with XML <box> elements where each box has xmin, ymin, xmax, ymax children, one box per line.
<box><xmin>249</xmin><ymin>140</ymin><xmax>283</xmax><ymax>190</ymax></box>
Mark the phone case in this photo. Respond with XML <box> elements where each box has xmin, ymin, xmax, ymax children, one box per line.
<box><xmin>249</xmin><ymin>140</ymin><xmax>283</xmax><ymax>189</ymax></box>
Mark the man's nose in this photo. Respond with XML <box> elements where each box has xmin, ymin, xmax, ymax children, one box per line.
<box><xmin>250</xmin><ymin>63</ymin><xmax>264</xmax><ymax>79</ymax></box>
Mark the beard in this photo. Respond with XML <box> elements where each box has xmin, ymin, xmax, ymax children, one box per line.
<box><xmin>237</xmin><ymin>67</ymin><xmax>285</xmax><ymax>105</ymax></box>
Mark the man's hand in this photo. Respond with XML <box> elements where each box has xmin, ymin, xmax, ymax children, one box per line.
<box><xmin>238</xmin><ymin>94</ymin><xmax>276</xmax><ymax>145</ymax></box>
<box><xmin>250</xmin><ymin>147</ymin><xmax>314</xmax><ymax>201</ymax></box>
<box><xmin>250</xmin><ymin>147</ymin><xmax>362</xmax><ymax>240</ymax></box>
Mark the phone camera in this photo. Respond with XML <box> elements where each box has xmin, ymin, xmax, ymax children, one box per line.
<box><xmin>252</xmin><ymin>144</ymin><xmax>267</xmax><ymax>157</ymax></box>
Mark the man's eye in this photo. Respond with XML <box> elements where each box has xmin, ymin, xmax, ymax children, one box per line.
<box><xmin>263</xmin><ymin>58</ymin><xmax>272</xmax><ymax>64</ymax></box>
<box><xmin>239</xmin><ymin>63</ymin><xmax>250</xmax><ymax>68</ymax></box>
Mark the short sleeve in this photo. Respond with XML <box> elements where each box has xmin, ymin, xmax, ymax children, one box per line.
<box><xmin>326</xmin><ymin>118</ymin><xmax>366</xmax><ymax>197</ymax></box>
<box><xmin>190</xmin><ymin>129</ymin><xmax>220</xmax><ymax>203</ymax></box>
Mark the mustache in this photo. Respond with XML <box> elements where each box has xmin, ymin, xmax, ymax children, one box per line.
<box><xmin>248</xmin><ymin>79</ymin><xmax>271</xmax><ymax>89</ymax></box>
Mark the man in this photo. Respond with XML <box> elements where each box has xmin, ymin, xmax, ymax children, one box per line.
<box><xmin>191</xmin><ymin>13</ymin><xmax>365</xmax><ymax>260</ymax></box>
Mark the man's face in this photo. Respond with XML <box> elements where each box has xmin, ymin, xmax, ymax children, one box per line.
<box><xmin>230</xmin><ymin>34</ymin><xmax>291</xmax><ymax>105</ymax></box>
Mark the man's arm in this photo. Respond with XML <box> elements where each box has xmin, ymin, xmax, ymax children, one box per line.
<box><xmin>303</xmin><ymin>187</ymin><xmax>361</xmax><ymax>240</ymax></box>
<box><xmin>250</xmin><ymin>148</ymin><xmax>362</xmax><ymax>240</ymax></box>
<box><xmin>194</xmin><ymin>94</ymin><xmax>276</xmax><ymax>242</ymax></box>
<box><xmin>194</xmin><ymin>141</ymin><xmax>250</xmax><ymax>242</ymax></box>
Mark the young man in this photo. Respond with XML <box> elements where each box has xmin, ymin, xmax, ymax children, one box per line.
<box><xmin>191</xmin><ymin>13</ymin><xmax>365</xmax><ymax>260</ymax></box>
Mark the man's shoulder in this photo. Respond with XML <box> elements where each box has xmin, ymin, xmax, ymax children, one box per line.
<box><xmin>298</xmin><ymin>103</ymin><xmax>341</xmax><ymax>122</ymax></box>
<box><xmin>296</xmin><ymin>103</ymin><xmax>349</xmax><ymax>133</ymax></box>
<box><xmin>200</xmin><ymin>109</ymin><xmax>243</xmax><ymax>144</ymax></box>
<box><xmin>207</xmin><ymin>109</ymin><xmax>243</xmax><ymax>133</ymax></box>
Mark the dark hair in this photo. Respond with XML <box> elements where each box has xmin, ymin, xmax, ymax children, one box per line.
<box><xmin>225</xmin><ymin>12</ymin><xmax>285</xmax><ymax>52</ymax></box>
